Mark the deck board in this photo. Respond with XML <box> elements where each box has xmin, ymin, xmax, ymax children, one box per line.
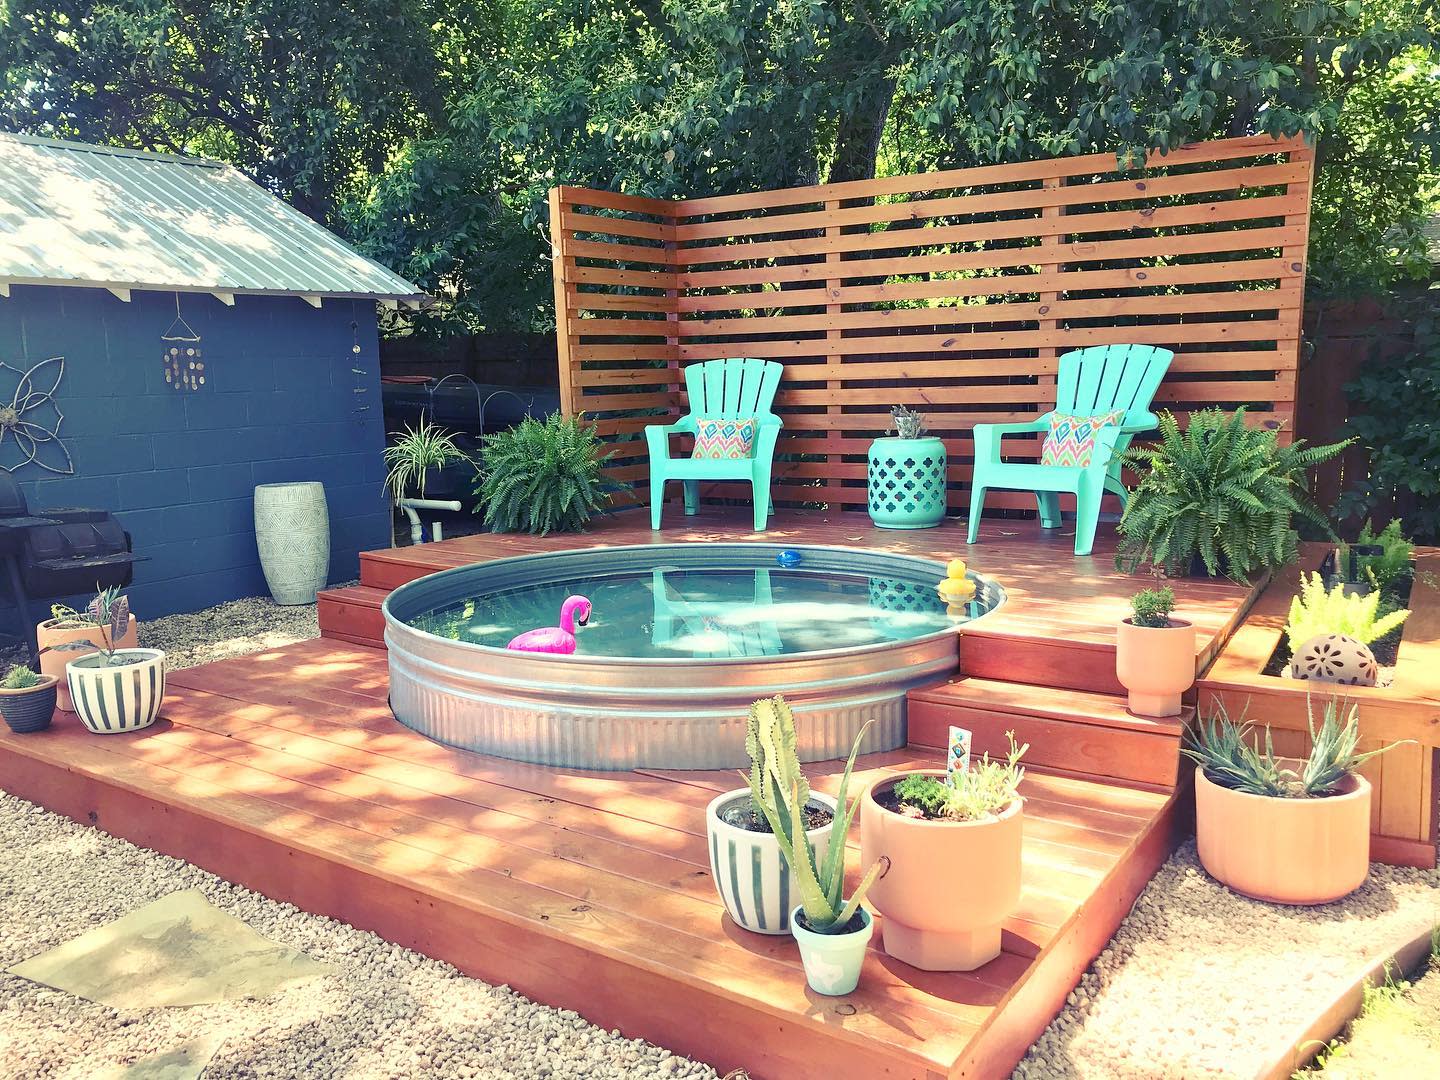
<box><xmin>1</xmin><ymin>636</ymin><xmax>1182</xmax><ymax>1080</ymax></box>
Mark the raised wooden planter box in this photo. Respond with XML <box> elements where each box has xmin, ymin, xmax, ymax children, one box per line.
<box><xmin>1196</xmin><ymin>545</ymin><xmax>1440</xmax><ymax>868</ymax></box>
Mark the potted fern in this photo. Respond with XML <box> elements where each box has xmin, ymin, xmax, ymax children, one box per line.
<box><xmin>1185</xmin><ymin>699</ymin><xmax>1407</xmax><ymax>904</ymax></box>
<box><xmin>0</xmin><ymin>664</ymin><xmax>58</xmax><ymax>734</ymax></box>
<box><xmin>476</xmin><ymin>412</ymin><xmax>616</xmax><ymax>535</ymax></box>
<box><xmin>705</xmin><ymin>696</ymin><xmax>838</xmax><ymax>936</ymax></box>
<box><xmin>1115</xmin><ymin>408</ymin><xmax>1349</xmax><ymax>581</ymax></box>
<box><xmin>867</xmin><ymin>405</ymin><xmax>948</xmax><ymax>529</ymax></box>
<box><xmin>1284</xmin><ymin>572</ymin><xmax>1410</xmax><ymax>686</ymax></box>
<box><xmin>1115</xmin><ymin>585</ymin><xmax>1196</xmax><ymax>717</ymax></box>
<box><xmin>860</xmin><ymin>733</ymin><xmax>1027</xmax><ymax>971</ymax></box>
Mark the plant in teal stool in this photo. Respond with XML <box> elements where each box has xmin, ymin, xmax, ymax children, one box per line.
<box><xmin>868</xmin><ymin>406</ymin><xmax>948</xmax><ymax>529</ymax></box>
<box><xmin>745</xmin><ymin>696</ymin><xmax>887</xmax><ymax>996</ymax></box>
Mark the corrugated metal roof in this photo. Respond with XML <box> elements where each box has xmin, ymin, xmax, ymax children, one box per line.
<box><xmin>0</xmin><ymin>132</ymin><xmax>426</xmax><ymax>302</ymax></box>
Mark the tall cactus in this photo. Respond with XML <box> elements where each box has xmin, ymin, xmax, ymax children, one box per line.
<box><xmin>742</xmin><ymin>695</ymin><xmax>888</xmax><ymax>934</ymax></box>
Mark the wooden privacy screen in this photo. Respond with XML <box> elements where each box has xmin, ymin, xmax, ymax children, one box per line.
<box><xmin>548</xmin><ymin>134</ymin><xmax>1312</xmax><ymax>512</ymax></box>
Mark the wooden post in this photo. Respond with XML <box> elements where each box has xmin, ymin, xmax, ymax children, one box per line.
<box><xmin>547</xmin><ymin>186</ymin><xmax>578</xmax><ymax>419</ymax></box>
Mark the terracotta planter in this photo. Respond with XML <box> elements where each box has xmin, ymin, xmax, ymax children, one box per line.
<box><xmin>860</xmin><ymin>771</ymin><xmax>1023</xmax><ymax>970</ymax></box>
<box><xmin>1115</xmin><ymin>617</ymin><xmax>1196</xmax><ymax>717</ymax></box>
<box><xmin>37</xmin><ymin>615</ymin><xmax>139</xmax><ymax>712</ymax></box>
<box><xmin>1194</xmin><ymin>764</ymin><xmax>1371</xmax><ymax>905</ymax></box>
<box><xmin>0</xmin><ymin>674</ymin><xmax>58</xmax><ymax>733</ymax></box>
<box><xmin>706</xmin><ymin>789</ymin><xmax>837</xmax><ymax>935</ymax></box>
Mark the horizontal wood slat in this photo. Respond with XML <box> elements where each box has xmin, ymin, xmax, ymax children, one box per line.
<box><xmin>549</xmin><ymin>136</ymin><xmax>1311</xmax><ymax>514</ymax></box>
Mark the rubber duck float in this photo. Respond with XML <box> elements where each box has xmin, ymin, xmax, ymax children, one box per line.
<box><xmin>937</xmin><ymin>558</ymin><xmax>975</xmax><ymax>615</ymax></box>
<box><xmin>507</xmin><ymin>595</ymin><xmax>592</xmax><ymax>654</ymax></box>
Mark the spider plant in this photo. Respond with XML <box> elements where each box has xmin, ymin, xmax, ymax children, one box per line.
<box><xmin>382</xmin><ymin>418</ymin><xmax>471</xmax><ymax>502</ymax></box>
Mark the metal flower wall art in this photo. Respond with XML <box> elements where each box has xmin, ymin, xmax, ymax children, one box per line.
<box><xmin>0</xmin><ymin>355</ymin><xmax>73</xmax><ymax>475</ymax></box>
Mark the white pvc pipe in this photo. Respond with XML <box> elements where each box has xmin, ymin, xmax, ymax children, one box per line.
<box><xmin>398</xmin><ymin>498</ymin><xmax>462</xmax><ymax>544</ymax></box>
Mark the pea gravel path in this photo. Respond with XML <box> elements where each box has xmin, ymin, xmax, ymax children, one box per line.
<box><xmin>1013</xmin><ymin>843</ymin><xmax>1440</xmax><ymax>1079</ymax></box>
<box><xmin>0</xmin><ymin>792</ymin><xmax>720</xmax><ymax>1080</ymax></box>
<box><xmin>5</xmin><ymin>593</ymin><xmax>1439</xmax><ymax>1078</ymax></box>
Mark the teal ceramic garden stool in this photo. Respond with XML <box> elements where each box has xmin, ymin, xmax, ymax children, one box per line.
<box><xmin>867</xmin><ymin>435</ymin><xmax>948</xmax><ymax>529</ymax></box>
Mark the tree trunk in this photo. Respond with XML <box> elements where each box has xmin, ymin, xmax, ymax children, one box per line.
<box><xmin>828</xmin><ymin>75</ymin><xmax>896</xmax><ymax>183</ymax></box>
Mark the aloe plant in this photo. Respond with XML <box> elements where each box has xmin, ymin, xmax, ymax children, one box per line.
<box><xmin>1285</xmin><ymin>572</ymin><xmax>1410</xmax><ymax>651</ymax></box>
<box><xmin>1183</xmin><ymin>697</ymin><xmax>1407</xmax><ymax>798</ymax></box>
<box><xmin>741</xmin><ymin>696</ymin><xmax>886</xmax><ymax>934</ymax></box>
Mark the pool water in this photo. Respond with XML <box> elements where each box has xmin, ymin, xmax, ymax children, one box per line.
<box><xmin>408</xmin><ymin>563</ymin><xmax>994</xmax><ymax>659</ymax></box>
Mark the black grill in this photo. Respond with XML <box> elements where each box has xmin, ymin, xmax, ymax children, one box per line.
<box><xmin>0</xmin><ymin>473</ymin><xmax>145</xmax><ymax>656</ymax></box>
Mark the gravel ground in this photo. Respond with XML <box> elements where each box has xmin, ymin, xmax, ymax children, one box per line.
<box><xmin>1013</xmin><ymin>842</ymin><xmax>1440</xmax><ymax>1080</ymax></box>
<box><xmin>0</xmin><ymin>792</ymin><xmax>720</xmax><ymax>1080</ymax></box>
<box><xmin>134</xmin><ymin>594</ymin><xmax>325</xmax><ymax>671</ymax></box>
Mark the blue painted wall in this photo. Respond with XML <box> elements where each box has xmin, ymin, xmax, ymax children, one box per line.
<box><xmin>0</xmin><ymin>285</ymin><xmax>390</xmax><ymax>617</ymax></box>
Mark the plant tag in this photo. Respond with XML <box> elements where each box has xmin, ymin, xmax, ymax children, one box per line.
<box><xmin>945</xmin><ymin>726</ymin><xmax>971</xmax><ymax>786</ymax></box>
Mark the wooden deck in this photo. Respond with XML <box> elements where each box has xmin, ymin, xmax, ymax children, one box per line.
<box><xmin>0</xmin><ymin>511</ymin><xmax>1268</xmax><ymax>1079</ymax></box>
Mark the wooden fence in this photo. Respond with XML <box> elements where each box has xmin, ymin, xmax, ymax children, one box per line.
<box><xmin>548</xmin><ymin>134</ymin><xmax>1313</xmax><ymax>513</ymax></box>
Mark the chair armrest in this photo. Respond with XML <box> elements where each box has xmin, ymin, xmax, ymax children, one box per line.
<box><xmin>645</xmin><ymin>418</ymin><xmax>696</xmax><ymax>461</ymax></box>
<box><xmin>972</xmin><ymin>416</ymin><xmax>1051</xmax><ymax>464</ymax></box>
<box><xmin>753</xmin><ymin>421</ymin><xmax>782</xmax><ymax>462</ymax></box>
<box><xmin>1118</xmin><ymin>410</ymin><xmax>1160</xmax><ymax>435</ymax></box>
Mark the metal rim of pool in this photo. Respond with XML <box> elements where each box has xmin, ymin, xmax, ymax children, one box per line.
<box><xmin>382</xmin><ymin>543</ymin><xmax>1006</xmax><ymax>771</ymax></box>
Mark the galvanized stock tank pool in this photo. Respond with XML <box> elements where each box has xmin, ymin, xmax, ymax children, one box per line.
<box><xmin>383</xmin><ymin>544</ymin><xmax>1004</xmax><ymax>769</ymax></box>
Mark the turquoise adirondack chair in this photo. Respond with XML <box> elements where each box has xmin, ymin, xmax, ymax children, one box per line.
<box><xmin>967</xmin><ymin>344</ymin><xmax>1175</xmax><ymax>555</ymax></box>
<box><xmin>646</xmin><ymin>358</ymin><xmax>784</xmax><ymax>531</ymax></box>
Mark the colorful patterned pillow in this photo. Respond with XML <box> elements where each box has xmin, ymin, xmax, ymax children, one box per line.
<box><xmin>691</xmin><ymin>417</ymin><xmax>758</xmax><ymax>460</ymax></box>
<box><xmin>1040</xmin><ymin>410</ymin><xmax>1126</xmax><ymax>468</ymax></box>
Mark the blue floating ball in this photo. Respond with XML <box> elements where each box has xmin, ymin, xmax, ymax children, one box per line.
<box><xmin>776</xmin><ymin>549</ymin><xmax>802</xmax><ymax>568</ymax></box>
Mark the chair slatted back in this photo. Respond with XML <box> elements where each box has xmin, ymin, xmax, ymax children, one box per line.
<box><xmin>683</xmin><ymin>358</ymin><xmax>783</xmax><ymax>420</ymax></box>
<box><xmin>1056</xmin><ymin>345</ymin><xmax>1175</xmax><ymax>424</ymax></box>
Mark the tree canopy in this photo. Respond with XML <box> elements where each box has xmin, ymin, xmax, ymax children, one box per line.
<box><xmin>3</xmin><ymin>0</ymin><xmax>1436</xmax><ymax>331</ymax></box>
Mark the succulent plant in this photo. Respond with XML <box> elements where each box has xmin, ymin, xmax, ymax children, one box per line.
<box><xmin>1182</xmin><ymin>697</ymin><xmax>1407</xmax><ymax>798</ymax></box>
<box><xmin>1285</xmin><ymin>572</ymin><xmax>1410</xmax><ymax>651</ymax></box>
<box><xmin>741</xmin><ymin>696</ymin><xmax>886</xmax><ymax>934</ymax></box>
<box><xmin>891</xmin><ymin>731</ymin><xmax>1027</xmax><ymax>822</ymax></box>
<box><xmin>1</xmin><ymin>664</ymin><xmax>41</xmax><ymax>690</ymax></box>
<box><xmin>46</xmin><ymin>586</ymin><xmax>133</xmax><ymax>667</ymax></box>
<box><xmin>889</xmin><ymin>405</ymin><xmax>926</xmax><ymax>440</ymax></box>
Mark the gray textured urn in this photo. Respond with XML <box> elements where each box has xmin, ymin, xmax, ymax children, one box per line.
<box><xmin>254</xmin><ymin>482</ymin><xmax>331</xmax><ymax>605</ymax></box>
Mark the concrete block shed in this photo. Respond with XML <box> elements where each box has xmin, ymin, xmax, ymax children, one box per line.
<box><xmin>0</xmin><ymin>133</ymin><xmax>427</xmax><ymax>618</ymax></box>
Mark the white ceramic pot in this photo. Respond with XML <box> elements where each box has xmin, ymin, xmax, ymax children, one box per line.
<box><xmin>706</xmin><ymin>788</ymin><xmax>837</xmax><ymax>935</ymax></box>
<box><xmin>66</xmin><ymin>649</ymin><xmax>166</xmax><ymax>734</ymax></box>
<box><xmin>254</xmin><ymin>482</ymin><xmax>330</xmax><ymax>605</ymax></box>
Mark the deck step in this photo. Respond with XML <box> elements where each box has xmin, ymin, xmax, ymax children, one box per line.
<box><xmin>907</xmin><ymin>676</ymin><xmax>1191</xmax><ymax>791</ymax></box>
<box><xmin>960</xmin><ymin>632</ymin><xmax>1126</xmax><ymax>695</ymax></box>
<box><xmin>317</xmin><ymin>585</ymin><xmax>388</xmax><ymax>647</ymax></box>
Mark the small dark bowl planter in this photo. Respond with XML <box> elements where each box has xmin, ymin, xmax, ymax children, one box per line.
<box><xmin>0</xmin><ymin>675</ymin><xmax>59</xmax><ymax>734</ymax></box>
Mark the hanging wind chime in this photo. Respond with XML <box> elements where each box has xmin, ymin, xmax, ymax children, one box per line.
<box><xmin>161</xmin><ymin>292</ymin><xmax>205</xmax><ymax>390</ymax></box>
<box><xmin>349</xmin><ymin>303</ymin><xmax>371</xmax><ymax>424</ymax></box>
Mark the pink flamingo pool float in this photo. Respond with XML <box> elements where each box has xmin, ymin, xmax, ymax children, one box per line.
<box><xmin>506</xmin><ymin>595</ymin><xmax>592</xmax><ymax>654</ymax></box>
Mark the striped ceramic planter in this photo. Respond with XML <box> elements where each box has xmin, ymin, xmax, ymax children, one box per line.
<box><xmin>66</xmin><ymin>649</ymin><xmax>166</xmax><ymax>735</ymax></box>
<box><xmin>706</xmin><ymin>788</ymin><xmax>837</xmax><ymax>935</ymax></box>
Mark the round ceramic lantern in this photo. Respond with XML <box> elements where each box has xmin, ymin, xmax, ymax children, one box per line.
<box><xmin>254</xmin><ymin>482</ymin><xmax>331</xmax><ymax>605</ymax></box>
<box><xmin>867</xmin><ymin>436</ymin><xmax>948</xmax><ymax>529</ymax></box>
<box><xmin>1290</xmin><ymin>633</ymin><xmax>1378</xmax><ymax>686</ymax></box>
